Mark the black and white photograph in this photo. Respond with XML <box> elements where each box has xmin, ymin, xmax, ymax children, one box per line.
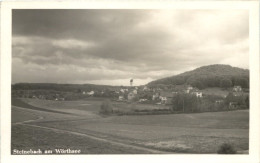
<box><xmin>1</xmin><ymin>1</ymin><xmax>260</xmax><ymax>163</ymax></box>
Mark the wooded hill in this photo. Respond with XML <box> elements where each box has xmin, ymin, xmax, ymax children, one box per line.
<box><xmin>147</xmin><ymin>64</ymin><xmax>249</xmax><ymax>89</ymax></box>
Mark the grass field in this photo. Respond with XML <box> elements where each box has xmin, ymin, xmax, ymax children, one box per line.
<box><xmin>201</xmin><ymin>87</ymin><xmax>229</xmax><ymax>97</ymax></box>
<box><xmin>11</xmin><ymin>98</ymin><xmax>249</xmax><ymax>154</ymax></box>
<box><xmin>11</xmin><ymin>125</ymin><xmax>152</xmax><ymax>154</ymax></box>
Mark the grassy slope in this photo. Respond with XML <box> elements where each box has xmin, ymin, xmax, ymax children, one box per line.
<box><xmin>12</xmin><ymin>99</ymin><xmax>249</xmax><ymax>154</ymax></box>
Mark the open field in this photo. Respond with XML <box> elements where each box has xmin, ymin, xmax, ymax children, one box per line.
<box><xmin>201</xmin><ymin>87</ymin><xmax>230</xmax><ymax>97</ymax></box>
<box><xmin>12</xmin><ymin>124</ymin><xmax>153</xmax><ymax>154</ymax></box>
<box><xmin>12</xmin><ymin>98</ymin><xmax>249</xmax><ymax>154</ymax></box>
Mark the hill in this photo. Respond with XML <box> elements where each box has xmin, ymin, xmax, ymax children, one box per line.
<box><xmin>147</xmin><ymin>64</ymin><xmax>249</xmax><ymax>89</ymax></box>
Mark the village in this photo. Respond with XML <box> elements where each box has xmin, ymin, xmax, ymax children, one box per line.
<box><xmin>12</xmin><ymin>79</ymin><xmax>248</xmax><ymax>112</ymax></box>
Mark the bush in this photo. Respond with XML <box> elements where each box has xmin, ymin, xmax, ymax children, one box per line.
<box><xmin>100</xmin><ymin>99</ymin><xmax>113</xmax><ymax>115</ymax></box>
<box><xmin>217</xmin><ymin>143</ymin><xmax>237</xmax><ymax>154</ymax></box>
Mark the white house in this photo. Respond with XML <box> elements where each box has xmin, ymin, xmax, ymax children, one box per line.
<box><xmin>120</xmin><ymin>88</ymin><xmax>128</xmax><ymax>93</ymax></box>
<box><xmin>160</xmin><ymin>92</ymin><xmax>174</xmax><ymax>104</ymax></box>
<box><xmin>160</xmin><ymin>96</ymin><xmax>167</xmax><ymax>104</ymax></box>
<box><xmin>87</xmin><ymin>91</ymin><xmax>95</xmax><ymax>96</ymax></box>
<box><xmin>192</xmin><ymin>91</ymin><xmax>203</xmax><ymax>98</ymax></box>
<box><xmin>233</xmin><ymin>86</ymin><xmax>242</xmax><ymax>92</ymax></box>
<box><xmin>185</xmin><ymin>86</ymin><xmax>193</xmax><ymax>93</ymax></box>
<box><xmin>143</xmin><ymin>86</ymin><xmax>149</xmax><ymax>91</ymax></box>
<box><xmin>139</xmin><ymin>99</ymin><xmax>148</xmax><ymax>102</ymax></box>
<box><xmin>118</xmin><ymin>95</ymin><xmax>124</xmax><ymax>101</ymax></box>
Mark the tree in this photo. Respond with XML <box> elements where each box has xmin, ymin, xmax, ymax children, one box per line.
<box><xmin>100</xmin><ymin>99</ymin><xmax>113</xmax><ymax>115</ymax></box>
<box><xmin>220</xmin><ymin>79</ymin><xmax>232</xmax><ymax>88</ymax></box>
<box><xmin>172</xmin><ymin>93</ymin><xmax>199</xmax><ymax>112</ymax></box>
<box><xmin>245</xmin><ymin>95</ymin><xmax>249</xmax><ymax>108</ymax></box>
<box><xmin>235</xmin><ymin>78</ymin><xmax>249</xmax><ymax>88</ymax></box>
<box><xmin>225</xmin><ymin>92</ymin><xmax>235</xmax><ymax>105</ymax></box>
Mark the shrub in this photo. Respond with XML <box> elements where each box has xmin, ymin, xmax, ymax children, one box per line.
<box><xmin>99</xmin><ymin>99</ymin><xmax>113</xmax><ymax>115</ymax></box>
<box><xmin>217</xmin><ymin>143</ymin><xmax>237</xmax><ymax>154</ymax></box>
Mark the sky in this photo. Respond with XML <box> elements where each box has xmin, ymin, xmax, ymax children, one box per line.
<box><xmin>12</xmin><ymin>9</ymin><xmax>249</xmax><ymax>86</ymax></box>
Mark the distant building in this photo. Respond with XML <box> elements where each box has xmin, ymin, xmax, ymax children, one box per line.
<box><xmin>233</xmin><ymin>86</ymin><xmax>242</xmax><ymax>92</ymax></box>
<box><xmin>87</xmin><ymin>91</ymin><xmax>95</xmax><ymax>96</ymax></box>
<box><xmin>139</xmin><ymin>99</ymin><xmax>148</xmax><ymax>102</ymax></box>
<box><xmin>143</xmin><ymin>86</ymin><xmax>149</xmax><ymax>91</ymax></box>
<box><xmin>120</xmin><ymin>88</ymin><xmax>128</xmax><ymax>93</ymax></box>
<box><xmin>152</xmin><ymin>92</ymin><xmax>160</xmax><ymax>100</ymax></box>
<box><xmin>185</xmin><ymin>86</ymin><xmax>193</xmax><ymax>93</ymax></box>
<box><xmin>128</xmin><ymin>92</ymin><xmax>135</xmax><ymax>101</ymax></box>
<box><xmin>159</xmin><ymin>92</ymin><xmax>174</xmax><ymax>105</ymax></box>
<box><xmin>233</xmin><ymin>92</ymin><xmax>243</xmax><ymax>97</ymax></box>
<box><xmin>229</xmin><ymin>102</ymin><xmax>239</xmax><ymax>109</ymax></box>
<box><xmin>160</xmin><ymin>96</ymin><xmax>167</xmax><ymax>104</ymax></box>
<box><xmin>215</xmin><ymin>100</ymin><xmax>224</xmax><ymax>104</ymax></box>
<box><xmin>191</xmin><ymin>91</ymin><xmax>203</xmax><ymax>98</ymax></box>
<box><xmin>118</xmin><ymin>95</ymin><xmax>124</xmax><ymax>101</ymax></box>
<box><xmin>172</xmin><ymin>91</ymin><xmax>178</xmax><ymax>94</ymax></box>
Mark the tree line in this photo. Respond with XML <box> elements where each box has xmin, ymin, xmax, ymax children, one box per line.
<box><xmin>171</xmin><ymin>93</ymin><xmax>249</xmax><ymax>113</ymax></box>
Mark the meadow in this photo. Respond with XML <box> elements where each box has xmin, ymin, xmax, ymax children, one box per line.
<box><xmin>12</xmin><ymin>98</ymin><xmax>249</xmax><ymax>154</ymax></box>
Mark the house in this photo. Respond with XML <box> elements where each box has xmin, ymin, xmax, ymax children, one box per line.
<box><xmin>159</xmin><ymin>92</ymin><xmax>174</xmax><ymax>105</ymax></box>
<box><xmin>233</xmin><ymin>92</ymin><xmax>243</xmax><ymax>97</ymax></box>
<box><xmin>133</xmin><ymin>90</ymin><xmax>137</xmax><ymax>95</ymax></box>
<box><xmin>87</xmin><ymin>91</ymin><xmax>95</xmax><ymax>96</ymax></box>
<box><xmin>143</xmin><ymin>86</ymin><xmax>149</xmax><ymax>91</ymax></box>
<box><xmin>152</xmin><ymin>92</ymin><xmax>160</xmax><ymax>100</ymax></box>
<box><xmin>160</xmin><ymin>96</ymin><xmax>167</xmax><ymax>104</ymax></box>
<box><xmin>128</xmin><ymin>92</ymin><xmax>135</xmax><ymax>101</ymax></box>
<box><xmin>233</xmin><ymin>86</ymin><xmax>242</xmax><ymax>92</ymax></box>
<box><xmin>215</xmin><ymin>100</ymin><xmax>224</xmax><ymax>104</ymax></box>
<box><xmin>229</xmin><ymin>102</ymin><xmax>239</xmax><ymax>109</ymax></box>
<box><xmin>139</xmin><ymin>99</ymin><xmax>148</xmax><ymax>102</ymax></box>
<box><xmin>191</xmin><ymin>91</ymin><xmax>203</xmax><ymax>98</ymax></box>
<box><xmin>118</xmin><ymin>95</ymin><xmax>124</xmax><ymax>101</ymax></box>
<box><xmin>185</xmin><ymin>86</ymin><xmax>193</xmax><ymax>93</ymax></box>
<box><xmin>120</xmin><ymin>88</ymin><xmax>128</xmax><ymax>93</ymax></box>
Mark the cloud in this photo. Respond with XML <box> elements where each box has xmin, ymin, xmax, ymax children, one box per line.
<box><xmin>12</xmin><ymin>9</ymin><xmax>249</xmax><ymax>85</ymax></box>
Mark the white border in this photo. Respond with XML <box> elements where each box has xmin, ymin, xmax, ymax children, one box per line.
<box><xmin>1</xmin><ymin>1</ymin><xmax>259</xmax><ymax>163</ymax></box>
